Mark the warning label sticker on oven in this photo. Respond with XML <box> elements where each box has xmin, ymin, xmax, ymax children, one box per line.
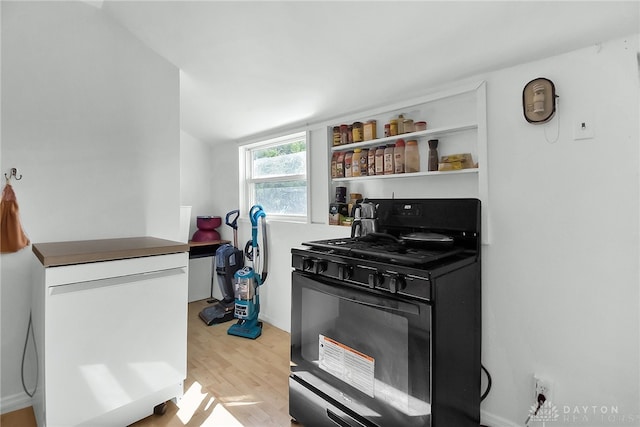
<box><xmin>318</xmin><ymin>335</ymin><xmax>375</xmax><ymax>398</ymax></box>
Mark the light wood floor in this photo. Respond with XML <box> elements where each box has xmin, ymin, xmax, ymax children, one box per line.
<box><xmin>1</xmin><ymin>300</ymin><xmax>296</xmax><ymax>427</ymax></box>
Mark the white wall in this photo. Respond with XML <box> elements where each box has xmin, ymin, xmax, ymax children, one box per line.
<box><xmin>179</xmin><ymin>129</ymin><xmax>219</xmax><ymax>302</ymax></box>
<box><xmin>210</xmin><ymin>35</ymin><xmax>640</xmax><ymax>425</ymax></box>
<box><xmin>0</xmin><ymin>1</ymin><xmax>180</xmax><ymax>412</ymax></box>
<box><xmin>481</xmin><ymin>36</ymin><xmax>639</xmax><ymax>426</ymax></box>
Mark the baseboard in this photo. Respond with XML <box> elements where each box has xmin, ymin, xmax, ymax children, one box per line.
<box><xmin>481</xmin><ymin>409</ymin><xmax>521</xmax><ymax>427</ymax></box>
<box><xmin>0</xmin><ymin>392</ymin><xmax>32</xmax><ymax>415</ymax></box>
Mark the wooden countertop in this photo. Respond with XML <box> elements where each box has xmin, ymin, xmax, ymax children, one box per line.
<box><xmin>32</xmin><ymin>236</ymin><xmax>190</xmax><ymax>267</ymax></box>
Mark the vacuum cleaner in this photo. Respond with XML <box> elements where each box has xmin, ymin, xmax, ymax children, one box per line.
<box><xmin>228</xmin><ymin>205</ymin><xmax>268</xmax><ymax>339</ymax></box>
<box><xmin>199</xmin><ymin>210</ymin><xmax>244</xmax><ymax>326</ymax></box>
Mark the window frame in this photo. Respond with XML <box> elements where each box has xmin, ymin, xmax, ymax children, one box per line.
<box><xmin>239</xmin><ymin>131</ymin><xmax>310</xmax><ymax>223</ymax></box>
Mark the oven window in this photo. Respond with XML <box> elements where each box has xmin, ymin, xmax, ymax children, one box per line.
<box><xmin>294</xmin><ymin>277</ymin><xmax>431</xmax><ymax>418</ymax></box>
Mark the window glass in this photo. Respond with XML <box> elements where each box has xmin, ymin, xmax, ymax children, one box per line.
<box><xmin>241</xmin><ymin>132</ymin><xmax>308</xmax><ymax>220</ymax></box>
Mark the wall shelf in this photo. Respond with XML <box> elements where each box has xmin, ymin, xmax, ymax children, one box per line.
<box><xmin>326</xmin><ymin>80</ymin><xmax>489</xmax><ymax>243</ymax></box>
<box><xmin>330</xmin><ymin>123</ymin><xmax>478</xmax><ymax>152</ymax></box>
<box><xmin>332</xmin><ymin>168</ymin><xmax>478</xmax><ymax>182</ymax></box>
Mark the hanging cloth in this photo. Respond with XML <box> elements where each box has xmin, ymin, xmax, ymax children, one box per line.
<box><xmin>1</xmin><ymin>182</ymin><xmax>30</xmax><ymax>253</ymax></box>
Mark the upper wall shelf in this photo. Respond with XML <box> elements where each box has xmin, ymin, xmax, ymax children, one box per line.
<box><xmin>330</xmin><ymin>123</ymin><xmax>478</xmax><ymax>152</ymax></box>
<box><xmin>326</xmin><ymin>80</ymin><xmax>490</xmax><ymax>243</ymax></box>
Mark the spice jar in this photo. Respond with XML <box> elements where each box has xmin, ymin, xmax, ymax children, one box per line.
<box><xmin>384</xmin><ymin>123</ymin><xmax>391</xmax><ymax>137</ymax></box>
<box><xmin>375</xmin><ymin>146</ymin><xmax>385</xmax><ymax>175</ymax></box>
<box><xmin>352</xmin><ymin>122</ymin><xmax>363</xmax><ymax>143</ymax></box>
<box><xmin>340</xmin><ymin>125</ymin><xmax>349</xmax><ymax>145</ymax></box>
<box><xmin>331</xmin><ymin>152</ymin><xmax>339</xmax><ymax>178</ymax></box>
<box><xmin>389</xmin><ymin>119</ymin><xmax>398</xmax><ymax>136</ymax></box>
<box><xmin>336</xmin><ymin>151</ymin><xmax>345</xmax><ymax>177</ymax></box>
<box><xmin>397</xmin><ymin>114</ymin><xmax>405</xmax><ymax>134</ymax></box>
<box><xmin>363</xmin><ymin>120</ymin><xmax>377</xmax><ymax>141</ymax></box>
<box><xmin>352</xmin><ymin>149</ymin><xmax>362</xmax><ymax>177</ymax></box>
<box><xmin>384</xmin><ymin>145</ymin><xmax>395</xmax><ymax>175</ymax></box>
<box><xmin>414</xmin><ymin>121</ymin><xmax>427</xmax><ymax>132</ymax></box>
<box><xmin>333</xmin><ymin>126</ymin><xmax>341</xmax><ymax>146</ymax></box>
<box><xmin>403</xmin><ymin>118</ymin><xmax>415</xmax><ymax>133</ymax></box>
<box><xmin>359</xmin><ymin>148</ymin><xmax>368</xmax><ymax>176</ymax></box>
<box><xmin>405</xmin><ymin>140</ymin><xmax>420</xmax><ymax>173</ymax></box>
<box><xmin>367</xmin><ymin>149</ymin><xmax>376</xmax><ymax>176</ymax></box>
<box><xmin>344</xmin><ymin>151</ymin><xmax>353</xmax><ymax>177</ymax></box>
<box><xmin>394</xmin><ymin>139</ymin><xmax>405</xmax><ymax>174</ymax></box>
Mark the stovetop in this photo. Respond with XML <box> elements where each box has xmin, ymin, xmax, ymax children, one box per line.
<box><xmin>302</xmin><ymin>237</ymin><xmax>466</xmax><ymax>266</ymax></box>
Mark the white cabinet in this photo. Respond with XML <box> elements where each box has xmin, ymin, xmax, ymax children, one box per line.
<box><xmin>327</xmin><ymin>81</ymin><xmax>489</xmax><ymax>241</ymax></box>
<box><xmin>31</xmin><ymin>237</ymin><xmax>189</xmax><ymax>427</ymax></box>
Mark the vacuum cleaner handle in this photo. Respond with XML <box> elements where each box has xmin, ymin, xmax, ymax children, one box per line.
<box><xmin>226</xmin><ymin>210</ymin><xmax>240</xmax><ymax>230</ymax></box>
<box><xmin>248</xmin><ymin>205</ymin><xmax>268</xmax><ymax>285</ymax></box>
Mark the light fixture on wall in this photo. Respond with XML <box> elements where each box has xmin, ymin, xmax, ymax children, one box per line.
<box><xmin>522</xmin><ymin>77</ymin><xmax>557</xmax><ymax>124</ymax></box>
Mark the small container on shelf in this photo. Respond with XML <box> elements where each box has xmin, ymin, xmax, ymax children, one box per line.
<box><xmin>405</xmin><ymin>140</ymin><xmax>420</xmax><ymax>173</ymax></box>
<box><xmin>352</xmin><ymin>149</ymin><xmax>362</xmax><ymax>177</ymax></box>
<box><xmin>340</xmin><ymin>124</ymin><xmax>349</xmax><ymax>145</ymax></box>
<box><xmin>336</xmin><ymin>152</ymin><xmax>345</xmax><ymax>177</ymax></box>
<box><xmin>428</xmin><ymin>139</ymin><xmax>439</xmax><ymax>172</ymax></box>
<box><xmin>344</xmin><ymin>151</ymin><xmax>353</xmax><ymax>177</ymax></box>
<box><xmin>329</xmin><ymin>203</ymin><xmax>349</xmax><ymax>225</ymax></box>
<box><xmin>389</xmin><ymin>119</ymin><xmax>398</xmax><ymax>136</ymax></box>
<box><xmin>332</xmin><ymin>126</ymin><xmax>342</xmax><ymax>146</ymax></box>
<box><xmin>383</xmin><ymin>145</ymin><xmax>395</xmax><ymax>175</ymax></box>
<box><xmin>415</xmin><ymin>121</ymin><xmax>427</xmax><ymax>132</ymax></box>
<box><xmin>367</xmin><ymin>149</ymin><xmax>376</xmax><ymax>176</ymax></box>
<box><xmin>394</xmin><ymin>139</ymin><xmax>405</xmax><ymax>174</ymax></box>
<box><xmin>375</xmin><ymin>146</ymin><xmax>385</xmax><ymax>175</ymax></box>
<box><xmin>403</xmin><ymin>118</ymin><xmax>415</xmax><ymax>134</ymax></box>
<box><xmin>359</xmin><ymin>148</ymin><xmax>368</xmax><ymax>176</ymax></box>
<box><xmin>363</xmin><ymin>120</ymin><xmax>377</xmax><ymax>141</ymax></box>
<box><xmin>397</xmin><ymin>114</ymin><xmax>405</xmax><ymax>134</ymax></box>
<box><xmin>352</xmin><ymin>122</ymin><xmax>363</xmax><ymax>143</ymax></box>
<box><xmin>384</xmin><ymin>123</ymin><xmax>391</xmax><ymax>137</ymax></box>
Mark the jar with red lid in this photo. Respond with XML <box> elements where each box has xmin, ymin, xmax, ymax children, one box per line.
<box><xmin>414</xmin><ymin>121</ymin><xmax>427</xmax><ymax>132</ymax></box>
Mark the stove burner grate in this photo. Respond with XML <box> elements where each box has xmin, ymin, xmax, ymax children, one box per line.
<box><xmin>302</xmin><ymin>237</ymin><xmax>465</xmax><ymax>266</ymax></box>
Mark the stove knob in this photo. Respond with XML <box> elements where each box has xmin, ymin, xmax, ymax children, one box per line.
<box><xmin>313</xmin><ymin>260</ymin><xmax>327</xmax><ymax>274</ymax></box>
<box><xmin>389</xmin><ymin>275</ymin><xmax>406</xmax><ymax>293</ymax></box>
<box><xmin>368</xmin><ymin>272</ymin><xmax>383</xmax><ymax>289</ymax></box>
<box><xmin>302</xmin><ymin>258</ymin><xmax>314</xmax><ymax>272</ymax></box>
<box><xmin>337</xmin><ymin>264</ymin><xmax>352</xmax><ymax>280</ymax></box>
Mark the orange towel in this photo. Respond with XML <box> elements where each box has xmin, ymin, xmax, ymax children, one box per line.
<box><xmin>0</xmin><ymin>183</ymin><xmax>30</xmax><ymax>253</ymax></box>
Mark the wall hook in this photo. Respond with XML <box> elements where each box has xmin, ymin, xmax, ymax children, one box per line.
<box><xmin>5</xmin><ymin>168</ymin><xmax>23</xmax><ymax>181</ymax></box>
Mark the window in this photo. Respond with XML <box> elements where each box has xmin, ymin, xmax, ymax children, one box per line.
<box><xmin>240</xmin><ymin>131</ymin><xmax>308</xmax><ymax>221</ymax></box>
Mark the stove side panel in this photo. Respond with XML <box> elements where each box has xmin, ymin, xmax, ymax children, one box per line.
<box><xmin>431</xmin><ymin>261</ymin><xmax>481</xmax><ymax>426</ymax></box>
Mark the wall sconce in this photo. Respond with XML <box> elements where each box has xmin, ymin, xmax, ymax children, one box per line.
<box><xmin>523</xmin><ymin>78</ymin><xmax>557</xmax><ymax>124</ymax></box>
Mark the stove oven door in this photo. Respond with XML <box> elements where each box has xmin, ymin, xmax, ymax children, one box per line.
<box><xmin>290</xmin><ymin>271</ymin><xmax>431</xmax><ymax>427</ymax></box>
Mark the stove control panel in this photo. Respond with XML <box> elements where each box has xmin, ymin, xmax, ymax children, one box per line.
<box><xmin>292</xmin><ymin>251</ymin><xmax>433</xmax><ymax>301</ymax></box>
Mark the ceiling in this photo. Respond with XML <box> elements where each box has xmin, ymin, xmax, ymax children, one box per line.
<box><xmin>101</xmin><ymin>1</ymin><xmax>639</xmax><ymax>144</ymax></box>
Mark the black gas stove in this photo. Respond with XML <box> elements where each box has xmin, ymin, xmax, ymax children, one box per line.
<box><xmin>290</xmin><ymin>198</ymin><xmax>482</xmax><ymax>427</ymax></box>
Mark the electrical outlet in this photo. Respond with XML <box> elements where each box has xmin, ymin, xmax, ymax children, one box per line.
<box><xmin>534</xmin><ymin>374</ymin><xmax>554</xmax><ymax>403</ymax></box>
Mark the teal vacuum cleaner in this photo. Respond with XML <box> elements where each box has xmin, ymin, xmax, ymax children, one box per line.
<box><xmin>228</xmin><ymin>205</ymin><xmax>268</xmax><ymax>339</ymax></box>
